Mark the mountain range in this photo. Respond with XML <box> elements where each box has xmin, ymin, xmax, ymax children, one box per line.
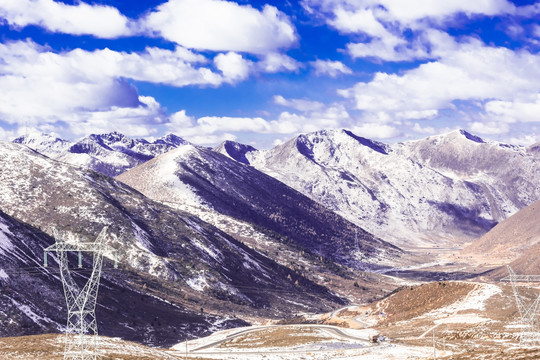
<box><xmin>116</xmin><ymin>144</ymin><xmax>402</xmax><ymax>270</ymax></box>
<box><xmin>216</xmin><ymin>129</ymin><xmax>540</xmax><ymax>248</ymax></box>
<box><xmin>0</xmin><ymin>141</ymin><xmax>353</xmax><ymax>346</ymax></box>
<box><xmin>14</xmin><ymin>132</ymin><xmax>187</xmax><ymax>177</ymax></box>
<box><xmin>8</xmin><ymin>128</ymin><xmax>540</xmax><ymax>346</ymax></box>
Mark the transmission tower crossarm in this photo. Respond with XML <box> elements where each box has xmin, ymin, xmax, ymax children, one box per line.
<box><xmin>501</xmin><ymin>265</ymin><xmax>540</xmax><ymax>346</ymax></box>
<box><xmin>43</xmin><ymin>226</ymin><xmax>116</xmax><ymax>360</ymax></box>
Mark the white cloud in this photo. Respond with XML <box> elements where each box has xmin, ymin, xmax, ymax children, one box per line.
<box><xmin>469</xmin><ymin>121</ymin><xmax>510</xmax><ymax>135</ymax></box>
<box><xmin>272</xmin><ymin>103</ymin><xmax>350</xmax><ymax>134</ymax></box>
<box><xmin>396</xmin><ymin>110</ymin><xmax>438</xmax><ymax>120</ymax></box>
<box><xmin>347</xmin><ymin>35</ymin><xmax>431</xmax><ymax>62</ymax></box>
<box><xmin>350</xmin><ymin>123</ymin><xmax>399</xmax><ymax>139</ymax></box>
<box><xmin>274</xmin><ymin>95</ymin><xmax>325</xmax><ymax>112</ymax></box>
<box><xmin>141</xmin><ymin>0</ymin><xmax>297</xmax><ymax>54</ymax></box>
<box><xmin>214</xmin><ymin>52</ymin><xmax>251</xmax><ymax>82</ymax></box>
<box><xmin>0</xmin><ymin>125</ymin><xmax>17</xmax><ymax>141</ymax></box>
<box><xmin>258</xmin><ymin>53</ymin><xmax>300</xmax><ymax>73</ymax></box>
<box><xmin>184</xmin><ymin>133</ymin><xmax>237</xmax><ymax>146</ymax></box>
<box><xmin>177</xmin><ymin>116</ymin><xmax>272</xmax><ymax>137</ymax></box>
<box><xmin>169</xmin><ymin>110</ymin><xmax>195</xmax><ymax>128</ymax></box>
<box><xmin>71</xmin><ymin>96</ymin><xmax>166</xmax><ymax>137</ymax></box>
<box><xmin>485</xmin><ymin>95</ymin><xmax>540</xmax><ymax>123</ymax></box>
<box><xmin>0</xmin><ymin>0</ymin><xmax>132</xmax><ymax>38</ymax></box>
<box><xmin>378</xmin><ymin>0</ymin><xmax>514</xmax><ymax>24</ymax></box>
<box><xmin>412</xmin><ymin>123</ymin><xmax>437</xmax><ymax>134</ymax></box>
<box><xmin>166</xmin><ymin>100</ymin><xmax>351</xmax><ymax>144</ymax></box>
<box><xmin>0</xmin><ymin>40</ymin><xmax>230</xmax><ymax>137</ymax></box>
<box><xmin>341</xmin><ymin>37</ymin><xmax>540</xmax><ymax>116</ymax></box>
<box><xmin>303</xmin><ymin>0</ymin><xmax>517</xmax><ymax>62</ymax></box>
<box><xmin>329</xmin><ymin>6</ymin><xmax>388</xmax><ymax>36</ymax></box>
<box><xmin>311</xmin><ymin>59</ymin><xmax>352</xmax><ymax>77</ymax></box>
<box><xmin>507</xmin><ymin>133</ymin><xmax>540</xmax><ymax>146</ymax></box>
<box><xmin>534</xmin><ymin>25</ymin><xmax>540</xmax><ymax>38</ymax></box>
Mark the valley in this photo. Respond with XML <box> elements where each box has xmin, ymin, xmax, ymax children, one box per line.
<box><xmin>1</xmin><ymin>129</ymin><xmax>539</xmax><ymax>359</ymax></box>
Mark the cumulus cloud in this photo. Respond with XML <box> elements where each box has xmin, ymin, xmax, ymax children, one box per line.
<box><xmin>470</xmin><ymin>121</ymin><xmax>510</xmax><ymax>135</ymax></box>
<box><xmin>141</xmin><ymin>0</ymin><xmax>297</xmax><ymax>54</ymax></box>
<box><xmin>396</xmin><ymin>110</ymin><xmax>438</xmax><ymax>120</ymax></box>
<box><xmin>412</xmin><ymin>123</ymin><xmax>437</xmax><ymax>134</ymax></box>
<box><xmin>303</xmin><ymin>0</ymin><xmax>517</xmax><ymax>62</ymax></box>
<box><xmin>258</xmin><ymin>53</ymin><xmax>300</xmax><ymax>73</ymax></box>
<box><xmin>274</xmin><ymin>95</ymin><xmax>325</xmax><ymax>112</ymax></box>
<box><xmin>311</xmin><ymin>59</ymin><xmax>352</xmax><ymax>77</ymax></box>
<box><xmin>341</xmin><ymin>37</ymin><xmax>540</xmax><ymax>118</ymax></box>
<box><xmin>70</xmin><ymin>96</ymin><xmax>166</xmax><ymax>137</ymax></box>
<box><xmin>167</xmin><ymin>99</ymin><xmax>351</xmax><ymax>144</ymax></box>
<box><xmin>214</xmin><ymin>52</ymin><xmax>251</xmax><ymax>82</ymax></box>
<box><xmin>0</xmin><ymin>40</ymin><xmax>230</xmax><ymax>136</ymax></box>
<box><xmin>485</xmin><ymin>95</ymin><xmax>540</xmax><ymax>123</ymax></box>
<box><xmin>351</xmin><ymin>123</ymin><xmax>400</xmax><ymax>139</ymax></box>
<box><xmin>0</xmin><ymin>0</ymin><xmax>132</xmax><ymax>38</ymax></box>
<box><xmin>183</xmin><ymin>133</ymin><xmax>238</xmax><ymax>146</ymax></box>
<box><xmin>0</xmin><ymin>125</ymin><xmax>17</xmax><ymax>141</ymax></box>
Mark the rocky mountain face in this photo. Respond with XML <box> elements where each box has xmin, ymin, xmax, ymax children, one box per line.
<box><xmin>0</xmin><ymin>209</ymin><xmax>231</xmax><ymax>347</ymax></box>
<box><xmin>212</xmin><ymin>140</ymin><xmax>257</xmax><ymax>165</ymax></box>
<box><xmin>116</xmin><ymin>144</ymin><xmax>403</xmax><ymax>271</ymax></box>
<box><xmin>0</xmin><ymin>141</ymin><xmax>346</xmax><ymax>345</ymax></box>
<box><xmin>216</xmin><ymin>129</ymin><xmax>540</xmax><ymax>248</ymax></box>
<box><xmin>14</xmin><ymin>132</ymin><xmax>188</xmax><ymax>177</ymax></box>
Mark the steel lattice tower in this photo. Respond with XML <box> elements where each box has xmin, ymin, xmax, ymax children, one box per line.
<box><xmin>44</xmin><ymin>226</ymin><xmax>117</xmax><ymax>360</ymax></box>
<box><xmin>501</xmin><ymin>265</ymin><xmax>540</xmax><ymax>346</ymax></box>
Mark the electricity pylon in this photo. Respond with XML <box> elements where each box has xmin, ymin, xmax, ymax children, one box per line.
<box><xmin>44</xmin><ymin>226</ymin><xmax>117</xmax><ymax>360</ymax></box>
<box><xmin>501</xmin><ymin>265</ymin><xmax>540</xmax><ymax>346</ymax></box>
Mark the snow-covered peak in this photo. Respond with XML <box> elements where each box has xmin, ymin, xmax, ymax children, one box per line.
<box><xmin>213</xmin><ymin>140</ymin><xmax>257</xmax><ymax>165</ymax></box>
<box><xmin>528</xmin><ymin>140</ymin><xmax>540</xmax><ymax>153</ymax></box>
<box><xmin>270</xmin><ymin>128</ymin><xmax>390</xmax><ymax>166</ymax></box>
<box><xmin>155</xmin><ymin>133</ymin><xmax>189</xmax><ymax>147</ymax></box>
<box><xmin>13</xmin><ymin>132</ymin><xmax>71</xmax><ymax>158</ymax></box>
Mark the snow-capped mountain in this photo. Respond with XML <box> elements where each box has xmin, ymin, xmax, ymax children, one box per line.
<box><xmin>213</xmin><ymin>140</ymin><xmax>257</xmax><ymax>165</ymax></box>
<box><xmin>14</xmin><ymin>132</ymin><xmax>188</xmax><ymax>177</ymax></box>
<box><xmin>116</xmin><ymin>144</ymin><xmax>403</xmax><ymax>270</ymax></box>
<box><xmin>13</xmin><ymin>132</ymin><xmax>71</xmax><ymax>158</ymax></box>
<box><xmin>0</xmin><ymin>141</ymin><xmax>346</xmax><ymax>344</ymax></box>
<box><xmin>0</xmin><ymin>208</ymin><xmax>233</xmax><ymax>346</ymax></box>
<box><xmin>216</xmin><ymin>129</ymin><xmax>540</xmax><ymax>248</ymax></box>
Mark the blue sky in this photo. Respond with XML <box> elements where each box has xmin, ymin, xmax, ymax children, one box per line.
<box><xmin>0</xmin><ymin>0</ymin><xmax>539</xmax><ymax>148</ymax></box>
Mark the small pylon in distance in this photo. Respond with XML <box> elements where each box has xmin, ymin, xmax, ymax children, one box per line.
<box><xmin>501</xmin><ymin>265</ymin><xmax>540</xmax><ymax>346</ymax></box>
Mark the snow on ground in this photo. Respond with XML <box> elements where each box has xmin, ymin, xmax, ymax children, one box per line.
<box><xmin>186</xmin><ymin>271</ymin><xmax>210</xmax><ymax>292</ymax></box>
<box><xmin>170</xmin><ymin>325</ymin><xmax>443</xmax><ymax>360</ymax></box>
<box><xmin>0</xmin><ymin>269</ymin><xmax>9</xmax><ymax>280</ymax></box>
<box><xmin>424</xmin><ymin>283</ymin><xmax>502</xmax><ymax>318</ymax></box>
<box><xmin>0</xmin><ymin>221</ymin><xmax>14</xmax><ymax>255</ymax></box>
<box><xmin>10</xmin><ymin>298</ymin><xmax>52</xmax><ymax>327</ymax></box>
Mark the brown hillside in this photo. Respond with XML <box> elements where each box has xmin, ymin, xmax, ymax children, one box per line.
<box><xmin>462</xmin><ymin>199</ymin><xmax>540</xmax><ymax>265</ymax></box>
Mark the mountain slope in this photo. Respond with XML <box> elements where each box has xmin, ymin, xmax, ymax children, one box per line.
<box><xmin>116</xmin><ymin>144</ymin><xmax>403</xmax><ymax>270</ymax></box>
<box><xmin>14</xmin><ymin>132</ymin><xmax>187</xmax><ymax>177</ymax></box>
<box><xmin>222</xmin><ymin>129</ymin><xmax>540</xmax><ymax>248</ymax></box>
<box><xmin>213</xmin><ymin>140</ymin><xmax>257</xmax><ymax>165</ymax></box>
<box><xmin>463</xmin><ymin>199</ymin><xmax>540</xmax><ymax>267</ymax></box>
<box><xmin>0</xmin><ymin>209</ymin><xmax>233</xmax><ymax>347</ymax></box>
<box><xmin>0</xmin><ymin>141</ymin><xmax>345</xmax><ymax>345</ymax></box>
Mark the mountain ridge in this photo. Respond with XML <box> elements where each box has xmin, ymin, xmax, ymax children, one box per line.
<box><xmin>217</xmin><ymin>128</ymin><xmax>540</xmax><ymax>248</ymax></box>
